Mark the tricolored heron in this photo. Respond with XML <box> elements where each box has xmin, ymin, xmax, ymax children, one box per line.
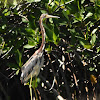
<box><xmin>20</xmin><ymin>14</ymin><xmax>59</xmax><ymax>83</ymax></box>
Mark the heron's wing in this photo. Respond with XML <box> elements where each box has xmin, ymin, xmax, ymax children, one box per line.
<box><xmin>21</xmin><ymin>54</ymin><xmax>37</xmax><ymax>71</ymax></box>
<box><xmin>20</xmin><ymin>52</ymin><xmax>44</xmax><ymax>83</ymax></box>
<box><xmin>21</xmin><ymin>50</ymin><xmax>43</xmax><ymax>70</ymax></box>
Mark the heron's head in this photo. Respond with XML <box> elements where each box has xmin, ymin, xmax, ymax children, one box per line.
<box><xmin>41</xmin><ymin>14</ymin><xmax>60</xmax><ymax>19</ymax></box>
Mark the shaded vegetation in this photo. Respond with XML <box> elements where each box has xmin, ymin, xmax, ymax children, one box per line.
<box><xmin>0</xmin><ymin>0</ymin><xmax>100</xmax><ymax>100</ymax></box>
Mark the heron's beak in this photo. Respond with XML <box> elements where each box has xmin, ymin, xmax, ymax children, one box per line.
<box><xmin>46</xmin><ymin>15</ymin><xmax>60</xmax><ymax>18</ymax></box>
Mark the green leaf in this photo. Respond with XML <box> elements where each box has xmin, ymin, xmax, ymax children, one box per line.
<box><xmin>4</xmin><ymin>0</ymin><xmax>7</xmax><ymax>7</ymax></box>
<box><xmin>80</xmin><ymin>40</ymin><xmax>92</xmax><ymax>49</ymax></box>
<box><xmin>65</xmin><ymin>49</ymin><xmax>73</xmax><ymax>53</ymax></box>
<box><xmin>33</xmin><ymin>0</ymin><xmax>41</xmax><ymax>2</ymax></box>
<box><xmin>28</xmin><ymin>37</ymin><xmax>37</xmax><ymax>46</ymax></box>
<box><xmin>90</xmin><ymin>34</ymin><xmax>96</xmax><ymax>45</ymax></box>
<box><xmin>25</xmin><ymin>28</ymin><xmax>35</xmax><ymax>35</ymax></box>
<box><xmin>96</xmin><ymin>46</ymin><xmax>100</xmax><ymax>53</ymax></box>
<box><xmin>76</xmin><ymin>36</ymin><xmax>92</xmax><ymax>49</ymax></box>
<box><xmin>2</xmin><ymin>24</ymin><xmax>6</xmax><ymax>29</ymax></box>
<box><xmin>13</xmin><ymin>0</ymin><xmax>17</xmax><ymax>6</ymax></box>
<box><xmin>79</xmin><ymin>39</ymin><xmax>92</xmax><ymax>49</ymax></box>
<box><xmin>91</xmin><ymin>34</ymin><xmax>96</xmax><ymax>45</ymax></box>
<box><xmin>43</xmin><ymin>24</ymin><xmax>53</xmax><ymax>40</ymax></box>
<box><xmin>43</xmin><ymin>24</ymin><xmax>58</xmax><ymax>44</ymax></box>
<box><xmin>53</xmin><ymin>32</ymin><xmax>57</xmax><ymax>43</ymax></box>
<box><xmin>90</xmin><ymin>0</ymin><xmax>95</xmax><ymax>3</ymax></box>
<box><xmin>81</xmin><ymin>0</ymin><xmax>85</xmax><ymax>4</ymax></box>
<box><xmin>22</xmin><ymin>17</ymin><xmax>29</xmax><ymax>23</ymax></box>
<box><xmin>45</xmin><ymin>44</ymin><xmax>52</xmax><ymax>53</ymax></box>
<box><xmin>27</xmin><ymin>0</ymin><xmax>41</xmax><ymax>3</ymax></box>
<box><xmin>16</xmin><ymin>49</ymin><xmax>22</xmax><ymax>67</ymax></box>
<box><xmin>89</xmin><ymin>67</ymin><xmax>95</xmax><ymax>71</ymax></box>
<box><xmin>84</xmin><ymin>44</ymin><xmax>92</xmax><ymax>49</ymax></box>
<box><xmin>16</xmin><ymin>69</ymin><xmax>20</xmax><ymax>75</ymax></box>
<box><xmin>92</xmin><ymin>28</ymin><xmax>97</xmax><ymax>34</ymax></box>
<box><xmin>62</xmin><ymin>10</ymin><xmax>69</xmax><ymax>19</ymax></box>
<box><xmin>41</xmin><ymin>10</ymin><xmax>47</xmax><ymax>14</ymax></box>
<box><xmin>83</xmin><ymin>12</ymin><xmax>93</xmax><ymax>21</ymax></box>
<box><xmin>23</xmin><ymin>44</ymin><xmax>35</xmax><ymax>49</ymax></box>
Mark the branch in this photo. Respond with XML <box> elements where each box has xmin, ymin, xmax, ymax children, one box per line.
<box><xmin>39</xmin><ymin>75</ymin><xmax>66</xmax><ymax>100</ymax></box>
<box><xmin>1</xmin><ymin>46</ymin><xmax>14</xmax><ymax>58</ymax></box>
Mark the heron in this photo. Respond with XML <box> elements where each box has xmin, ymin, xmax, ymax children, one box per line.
<box><xmin>20</xmin><ymin>14</ymin><xmax>59</xmax><ymax>83</ymax></box>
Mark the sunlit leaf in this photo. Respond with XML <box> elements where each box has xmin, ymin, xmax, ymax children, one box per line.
<box><xmin>53</xmin><ymin>32</ymin><xmax>57</xmax><ymax>43</ymax></box>
<box><xmin>25</xmin><ymin>28</ymin><xmax>35</xmax><ymax>35</ymax></box>
<box><xmin>96</xmin><ymin>46</ymin><xmax>100</xmax><ymax>53</ymax></box>
<box><xmin>45</xmin><ymin>43</ymin><xmax>52</xmax><ymax>53</ymax></box>
<box><xmin>92</xmin><ymin>28</ymin><xmax>97</xmax><ymax>34</ymax></box>
<box><xmin>27</xmin><ymin>36</ymin><xmax>37</xmax><ymax>46</ymax></box>
<box><xmin>84</xmin><ymin>44</ymin><xmax>92</xmax><ymax>49</ymax></box>
<box><xmin>4</xmin><ymin>0</ymin><xmax>7</xmax><ymax>7</ymax></box>
<box><xmin>90</xmin><ymin>0</ymin><xmax>95</xmax><ymax>3</ymax></box>
<box><xmin>34</xmin><ymin>0</ymin><xmax>41</xmax><ymax>2</ymax></box>
<box><xmin>54</xmin><ymin>1</ymin><xmax>59</xmax><ymax>5</ymax></box>
<box><xmin>84</xmin><ymin>12</ymin><xmax>93</xmax><ymax>20</ymax></box>
<box><xmin>79</xmin><ymin>38</ymin><xmax>92</xmax><ymax>49</ymax></box>
<box><xmin>89</xmin><ymin>67</ymin><xmax>95</xmax><ymax>71</ymax></box>
<box><xmin>16</xmin><ymin>69</ymin><xmax>20</xmax><ymax>75</ymax></box>
<box><xmin>90</xmin><ymin>34</ymin><xmax>96</xmax><ymax>45</ymax></box>
<box><xmin>23</xmin><ymin>44</ymin><xmax>35</xmax><ymax>49</ymax></box>
<box><xmin>13</xmin><ymin>0</ymin><xmax>17</xmax><ymax>5</ymax></box>
<box><xmin>27</xmin><ymin>0</ymin><xmax>41</xmax><ymax>3</ymax></box>
<box><xmin>81</xmin><ymin>0</ymin><xmax>85</xmax><ymax>4</ymax></box>
<box><xmin>2</xmin><ymin>24</ymin><xmax>6</xmax><ymax>29</ymax></box>
<box><xmin>22</xmin><ymin>17</ymin><xmax>29</xmax><ymax>23</ymax></box>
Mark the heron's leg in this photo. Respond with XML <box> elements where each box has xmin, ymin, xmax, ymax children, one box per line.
<box><xmin>29</xmin><ymin>74</ymin><xmax>33</xmax><ymax>100</ymax></box>
<box><xmin>33</xmin><ymin>76</ymin><xmax>38</xmax><ymax>100</ymax></box>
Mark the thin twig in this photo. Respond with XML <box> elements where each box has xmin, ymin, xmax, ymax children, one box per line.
<box><xmin>60</xmin><ymin>0</ymin><xmax>74</xmax><ymax>7</ymax></box>
<box><xmin>52</xmin><ymin>52</ymin><xmax>72</xmax><ymax>100</ymax></box>
<box><xmin>18</xmin><ymin>12</ymin><xmax>29</xmax><ymax>22</ymax></box>
<box><xmin>47</xmin><ymin>54</ymin><xmax>60</xmax><ymax>92</ymax></box>
<box><xmin>67</xmin><ymin>53</ymin><xmax>79</xmax><ymax>87</ymax></box>
<box><xmin>39</xmin><ymin>75</ymin><xmax>66</xmax><ymax>100</ymax></box>
<box><xmin>59</xmin><ymin>67</ymin><xmax>72</xmax><ymax>100</ymax></box>
<box><xmin>53</xmin><ymin>0</ymin><xmax>74</xmax><ymax>13</ymax></box>
<box><xmin>1</xmin><ymin>46</ymin><xmax>14</xmax><ymax>58</ymax></box>
<box><xmin>49</xmin><ymin>76</ymin><xmax>56</xmax><ymax>91</ymax></box>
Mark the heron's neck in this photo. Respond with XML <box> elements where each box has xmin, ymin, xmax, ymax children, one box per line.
<box><xmin>38</xmin><ymin>17</ymin><xmax>46</xmax><ymax>53</ymax></box>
